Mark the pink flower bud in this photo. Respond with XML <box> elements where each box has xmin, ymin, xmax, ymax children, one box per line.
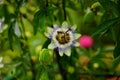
<box><xmin>79</xmin><ymin>35</ymin><xmax>93</xmax><ymax>48</ymax></box>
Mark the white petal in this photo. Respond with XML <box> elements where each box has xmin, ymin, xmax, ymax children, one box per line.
<box><xmin>74</xmin><ymin>42</ymin><xmax>80</xmax><ymax>47</ymax></box>
<box><xmin>0</xmin><ymin>57</ymin><xmax>3</xmax><ymax>62</ymax></box>
<box><xmin>53</xmin><ymin>24</ymin><xmax>59</xmax><ymax>29</ymax></box>
<box><xmin>64</xmin><ymin>49</ymin><xmax>71</xmax><ymax>56</ymax></box>
<box><xmin>45</xmin><ymin>27</ymin><xmax>54</xmax><ymax>38</ymax></box>
<box><xmin>44</xmin><ymin>32</ymin><xmax>50</xmax><ymax>38</ymax></box>
<box><xmin>48</xmin><ymin>42</ymin><xmax>55</xmax><ymax>49</ymax></box>
<box><xmin>75</xmin><ymin>33</ymin><xmax>81</xmax><ymax>39</ymax></box>
<box><xmin>71</xmin><ymin>24</ymin><xmax>77</xmax><ymax>30</ymax></box>
<box><xmin>0</xmin><ymin>64</ymin><xmax>4</xmax><ymax>68</ymax></box>
<box><xmin>59</xmin><ymin>50</ymin><xmax>64</xmax><ymax>56</ymax></box>
<box><xmin>62</xmin><ymin>21</ymin><xmax>68</xmax><ymax>27</ymax></box>
<box><xmin>61</xmin><ymin>27</ymin><xmax>68</xmax><ymax>32</ymax></box>
<box><xmin>47</xmin><ymin>27</ymin><xmax>53</xmax><ymax>33</ymax></box>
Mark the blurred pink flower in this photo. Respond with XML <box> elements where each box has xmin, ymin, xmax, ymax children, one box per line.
<box><xmin>79</xmin><ymin>35</ymin><xmax>93</xmax><ymax>48</ymax></box>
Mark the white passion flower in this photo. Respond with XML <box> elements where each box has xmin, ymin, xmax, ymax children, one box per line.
<box><xmin>0</xmin><ymin>57</ymin><xmax>4</xmax><ymax>68</ymax></box>
<box><xmin>45</xmin><ymin>22</ymin><xmax>81</xmax><ymax>56</ymax></box>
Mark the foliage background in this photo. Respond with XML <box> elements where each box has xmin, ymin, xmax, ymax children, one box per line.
<box><xmin>0</xmin><ymin>0</ymin><xmax>120</xmax><ymax>80</ymax></box>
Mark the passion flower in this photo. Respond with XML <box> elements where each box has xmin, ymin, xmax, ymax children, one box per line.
<box><xmin>45</xmin><ymin>22</ymin><xmax>81</xmax><ymax>56</ymax></box>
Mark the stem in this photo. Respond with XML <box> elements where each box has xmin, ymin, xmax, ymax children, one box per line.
<box><xmin>29</xmin><ymin>55</ymin><xmax>36</xmax><ymax>80</ymax></box>
<box><xmin>83</xmin><ymin>66</ymin><xmax>96</xmax><ymax>80</ymax></box>
<box><xmin>62</xmin><ymin>0</ymin><xmax>67</xmax><ymax>21</ymax></box>
<box><xmin>46</xmin><ymin>0</ymin><xmax>48</xmax><ymax>7</ymax></box>
<box><xmin>54</xmin><ymin>48</ymin><xmax>67</xmax><ymax>80</ymax></box>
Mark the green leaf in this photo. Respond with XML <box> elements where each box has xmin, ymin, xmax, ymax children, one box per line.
<box><xmin>117</xmin><ymin>0</ymin><xmax>120</xmax><ymax>13</ymax></box>
<box><xmin>0</xmin><ymin>5</ymin><xmax>4</xmax><ymax>18</ymax></box>
<box><xmin>14</xmin><ymin>22</ymin><xmax>22</xmax><ymax>38</ymax></box>
<box><xmin>8</xmin><ymin>23</ymin><xmax>14</xmax><ymax>51</ymax></box>
<box><xmin>79</xmin><ymin>0</ymin><xmax>84</xmax><ymax>10</ymax></box>
<box><xmin>66</xmin><ymin>10</ymin><xmax>73</xmax><ymax>25</ymax></box>
<box><xmin>111</xmin><ymin>28</ymin><xmax>120</xmax><ymax>73</ymax></box>
<box><xmin>98</xmin><ymin>0</ymin><xmax>120</xmax><ymax>16</ymax></box>
<box><xmin>57</xmin><ymin>9</ymin><xmax>64</xmax><ymax>24</ymax></box>
<box><xmin>67</xmin><ymin>0</ymin><xmax>78</xmax><ymax>10</ymax></box>
<box><xmin>33</xmin><ymin>10</ymin><xmax>44</xmax><ymax>35</ymax></box>
<box><xmin>110</xmin><ymin>55</ymin><xmax>120</xmax><ymax>74</ymax></box>
<box><xmin>36</xmin><ymin>65</ymin><xmax>44</xmax><ymax>80</ymax></box>
<box><xmin>91</xmin><ymin>17</ymin><xmax>120</xmax><ymax>36</ymax></box>
<box><xmin>113</xmin><ymin>29</ymin><xmax>120</xmax><ymax>58</ymax></box>
<box><xmin>40</xmin><ymin>71</ymin><xmax>49</xmax><ymax>80</ymax></box>
<box><xmin>4</xmin><ymin>5</ymin><xmax>11</xmax><ymax>24</ymax></box>
<box><xmin>100</xmin><ymin>11</ymin><xmax>113</xmax><ymax>22</ymax></box>
<box><xmin>33</xmin><ymin>7</ymin><xmax>55</xmax><ymax>35</ymax></box>
<box><xmin>114</xmin><ymin>43</ymin><xmax>120</xmax><ymax>58</ymax></box>
<box><xmin>97</xmin><ymin>0</ymin><xmax>110</xmax><ymax>9</ymax></box>
<box><xmin>3</xmin><ymin>73</ymin><xmax>13</xmax><ymax>80</ymax></box>
<box><xmin>39</xmin><ymin>49</ymin><xmax>52</xmax><ymax>65</ymax></box>
<box><xmin>42</xmin><ymin>39</ymin><xmax>51</xmax><ymax>49</ymax></box>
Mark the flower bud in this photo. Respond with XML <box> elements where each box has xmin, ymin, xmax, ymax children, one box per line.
<box><xmin>93</xmin><ymin>62</ymin><xmax>99</xmax><ymax>69</ymax></box>
<box><xmin>67</xmin><ymin>66</ymin><xmax>75</xmax><ymax>74</ymax></box>
<box><xmin>40</xmin><ymin>71</ymin><xmax>49</xmax><ymax>80</ymax></box>
<box><xmin>39</xmin><ymin>49</ymin><xmax>51</xmax><ymax>65</ymax></box>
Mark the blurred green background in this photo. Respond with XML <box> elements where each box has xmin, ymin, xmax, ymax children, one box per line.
<box><xmin>0</xmin><ymin>0</ymin><xmax>120</xmax><ymax>80</ymax></box>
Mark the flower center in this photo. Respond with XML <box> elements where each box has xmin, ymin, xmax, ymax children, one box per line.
<box><xmin>56</xmin><ymin>29</ymin><xmax>70</xmax><ymax>44</ymax></box>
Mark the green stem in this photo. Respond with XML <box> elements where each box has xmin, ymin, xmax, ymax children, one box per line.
<box><xmin>46</xmin><ymin>0</ymin><xmax>48</xmax><ymax>7</ymax></box>
<box><xmin>54</xmin><ymin>48</ymin><xmax>67</xmax><ymax>80</ymax></box>
<box><xmin>62</xmin><ymin>0</ymin><xmax>67</xmax><ymax>21</ymax></box>
<box><xmin>21</xmin><ymin>45</ymin><xmax>36</xmax><ymax>80</ymax></box>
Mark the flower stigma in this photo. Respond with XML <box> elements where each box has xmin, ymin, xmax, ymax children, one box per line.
<box><xmin>56</xmin><ymin>28</ymin><xmax>71</xmax><ymax>45</ymax></box>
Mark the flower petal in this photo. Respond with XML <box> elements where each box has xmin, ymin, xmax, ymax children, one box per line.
<box><xmin>0</xmin><ymin>64</ymin><xmax>4</xmax><ymax>68</ymax></box>
<box><xmin>75</xmin><ymin>33</ymin><xmax>81</xmax><ymax>39</ymax></box>
<box><xmin>64</xmin><ymin>49</ymin><xmax>71</xmax><ymax>56</ymax></box>
<box><xmin>71</xmin><ymin>24</ymin><xmax>77</xmax><ymax>30</ymax></box>
<box><xmin>45</xmin><ymin>27</ymin><xmax>54</xmax><ymax>38</ymax></box>
<box><xmin>59</xmin><ymin>50</ymin><xmax>64</xmax><ymax>56</ymax></box>
<box><xmin>62</xmin><ymin>21</ymin><xmax>68</xmax><ymax>27</ymax></box>
<box><xmin>74</xmin><ymin>42</ymin><xmax>80</xmax><ymax>47</ymax></box>
<box><xmin>48</xmin><ymin>42</ymin><xmax>55</xmax><ymax>49</ymax></box>
<box><xmin>53</xmin><ymin>24</ymin><xmax>59</xmax><ymax>29</ymax></box>
<box><xmin>47</xmin><ymin>27</ymin><xmax>53</xmax><ymax>33</ymax></box>
<box><xmin>44</xmin><ymin>32</ymin><xmax>50</xmax><ymax>38</ymax></box>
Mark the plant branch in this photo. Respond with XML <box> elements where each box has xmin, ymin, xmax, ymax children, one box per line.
<box><xmin>62</xmin><ymin>0</ymin><xmax>67</xmax><ymax>21</ymax></box>
<box><xmin>54</xmin><ymin>48</ymin><xmax>67</xmax><ymax>80</ymax></box>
